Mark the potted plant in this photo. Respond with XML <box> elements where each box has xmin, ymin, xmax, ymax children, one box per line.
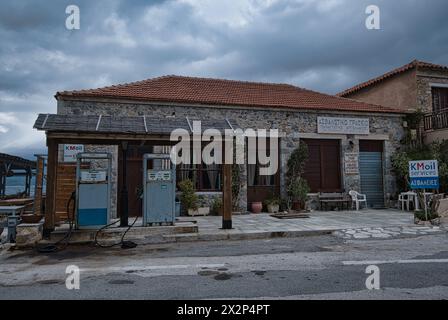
<box><xmin>211</xmin><ymin>197</ymin><xmax>223</xmax><ymax>216</ymax></box>
<box><xmin>264</xmin><ymin>196</ymin><xmax>280</xmax><ymax>213</ymax></box>
<box><xmin>179</xmin><ymin>179</ymin><xmax>199</xmax><ymax>216</ymax></box>
<box><xmin>288</xmin><ymin>178</ymin><xmax>310</xmax><ymax>211</ymax></box>
<box><xmin>285</xmin><ymin>144</ymin><xmax>310</xmax><ymax>211</ymax></box>
<box><xmin>196</xmin><ymin>196</ymin><xmax>211</xmax><ymax>216</ymax></box>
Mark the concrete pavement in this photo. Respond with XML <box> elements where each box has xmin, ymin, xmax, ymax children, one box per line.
<box><xmin>36</xmin><ymin>208</ymin><xmax>421</xmax><ymax>246</ymax></box>
<box><xmin>170</xmin><ymin>209</ymin><xmax>422</xmax><ymax>242</ymax></box>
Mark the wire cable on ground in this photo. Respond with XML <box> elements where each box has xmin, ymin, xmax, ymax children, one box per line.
<box><xmin>36</xmin><ymin>191</ymin><xmax>76</xmax><ymax>253</ymax></box>
<box><xmin>94</xmin><ymin>215</ymin><xmax>139</xmax><ymax>249</ymax></box>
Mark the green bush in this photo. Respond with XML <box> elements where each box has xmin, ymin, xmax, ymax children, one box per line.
<box><xmin>179</xmin><ymin>179</ymin><xmax>198</xmax><ymax>211</ymax></box>
<box><xmin>264</xmin><ymin>196</ymin><xmax>280</xmax><ymax>207</ymax></box>
<box><xmin>414</xmin><ymin>210</ymin><xmax>438</xmax><ymax>221</ymax></box>
<box><xmin>211</xmin><ymin>197</ymin><xmax>222</xmax><ymax>215</ymax></box>
<box><xmin>285</xmin><ymin>143</ymin><xmax>310</xmax><ymax>209</ymax></box>
<box><xmin>288</xmin><ymin>177</ymin><xmax>310</xmax><ymax>203</ymax></box>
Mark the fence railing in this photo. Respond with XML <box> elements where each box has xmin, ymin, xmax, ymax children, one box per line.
<box><xmin>423</xmin><ymin>109</ymin><xmax>448</xmax><ymax>131</ymax></box>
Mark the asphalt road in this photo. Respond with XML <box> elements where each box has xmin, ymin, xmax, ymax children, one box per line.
<box><xmin>1</xmin><ymin>233</ymin><xmax>448</xmax><ymax>299</ymax></box>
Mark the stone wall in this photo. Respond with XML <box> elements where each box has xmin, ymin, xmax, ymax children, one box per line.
<box><xmin>58</xmin><ymin>98</ymin><xmax>405</xmax><ymax>210</ymax></box>
<box><xmin>416</xmin><ymin>69</ymin><xmax>448</xmax><ymax>112</ymax></box>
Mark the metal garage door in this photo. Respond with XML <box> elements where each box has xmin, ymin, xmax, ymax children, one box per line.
<box><xmin>359</xmin><ymin>141</ymin><xmax>385</xmax><ymax>208</ymax></box>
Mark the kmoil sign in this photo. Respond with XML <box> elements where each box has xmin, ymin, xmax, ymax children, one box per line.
<box><xmin>409</xmin><ymin>160</ymin><xmax>439</xmax><ymax>189</ymax></box>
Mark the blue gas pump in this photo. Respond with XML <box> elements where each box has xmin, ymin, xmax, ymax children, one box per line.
<box><xmin>75</xmin><ymin>153</ymin><xmax>112</xmax><ymax>229</ymax></box>
<box><xmin>143</xmin><ymin>153</ymin><xmax>176</xmax><ymax>226</ymax></box>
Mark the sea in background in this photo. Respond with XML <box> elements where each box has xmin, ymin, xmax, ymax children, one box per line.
<box><xmin>5</xmin><ymin>175</ymin><xmax>36</xmax><ymax>196</ymax></box>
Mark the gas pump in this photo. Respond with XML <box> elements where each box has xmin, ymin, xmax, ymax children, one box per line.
<box><xmin>75</xmin><ymin>152</ymin><xmax>112</xmax><ymax>229</ymax></box>
<box><xmin>143</xmin><ymin>153</ymin><xmax>176</xmax><ymax>226</ymax></box>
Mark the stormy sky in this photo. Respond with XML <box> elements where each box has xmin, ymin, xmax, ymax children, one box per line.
<box><xmin>1</xmin><ymin>0</ymin><xmax>448</xmax><ymax>158</ymax></box>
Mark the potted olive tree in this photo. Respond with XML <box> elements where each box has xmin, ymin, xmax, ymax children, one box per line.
<box><xmin>179</xmin><ymin>180</ymin><xmax>211</xmax><ymax>216</ymax></box>
<box><xmin>288</xmin><ymin>178</ymin><xmax>310</xmax><ymax>211</ymax></box>
<box><xmin>286</xmin><ymin>144</ymin><xmax>310</xmax><ymax>212</ymax></box>
<box><xmin>179</xmin><ymin>179</ymin><xmax>199</xmax><ymax>216</ymax></box>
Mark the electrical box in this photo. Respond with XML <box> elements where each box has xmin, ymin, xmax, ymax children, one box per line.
<box><xmin>143</xmin><ymin>153</ymin><xmax>176</xmax><ymax>226</ymax></box>
<box><xmin>75</xmin><ymin>153</ymin><xmax>112</xmax><ymax>229</ymax></box>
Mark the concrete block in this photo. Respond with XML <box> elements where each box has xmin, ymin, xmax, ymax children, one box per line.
<box><xmin>15</xmin><ymin>223</ymin><xmax>43</xmax><ymax>248</ymax></box>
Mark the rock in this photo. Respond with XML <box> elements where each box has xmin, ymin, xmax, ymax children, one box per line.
<box><xmin>435</xmin><ymin>198</ymin><xmax>448</xmax><ymax>217</ymax></box>
<box><xmin>353</xmin><ymin>233</ymin><xmax>370</xmax><ymax>239</ymax></box>
<box><xmin>430</xmin><ymin>218</ymin><xmax>440</xmax><ymax>226</ymax></box>
<box><xmin>15</xmin><ymin>223</ymin><xmax>43</xmax><ymax>248</ymax></box>
<box><xmin>371</xmin><ymin>233</ymin><xmax>391</xmax><ymax>238</ymax></box>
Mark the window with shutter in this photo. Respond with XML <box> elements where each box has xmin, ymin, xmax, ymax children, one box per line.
<box><xmin>301</xmin><ymin>139</ymin><xmax>342</xmax><ymax>192</ymax></box>
<box><xmin>432</xmin><ymin>87</ymin><xmax>448</xmax><ymax>112</ymax></box>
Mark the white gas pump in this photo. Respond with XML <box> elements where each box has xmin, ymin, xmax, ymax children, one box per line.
<box><xmin>143</xmin><ymin>153</ymin><xmax>176</xmax><ymax>226</ymax></box>
<box><xmin>75</xmin><ymin>152</ymin><xmax>112</xmax><ymax>229</ymax></box>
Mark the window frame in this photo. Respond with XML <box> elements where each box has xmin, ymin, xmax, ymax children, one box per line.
<box><xmin>431</xmin><ymin>84</ymin><xmax>448</xmax><ymax>113</ymax></box>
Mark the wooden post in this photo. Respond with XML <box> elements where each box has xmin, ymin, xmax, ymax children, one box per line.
<box><xmin>119</xmin><ymin>141</ymin><xmax>129</xmax><ymax>227</ymax></box>
<box><xmin>0</xmin><ymin>165</ymin><xmax>4</xmax><ymax>197</ymax></box>
<box><xmin>222</xmin><ymin>163</ymin><xmax>233</xmax><ymax>229</ymax></box>
<box><xmin>33</xmin><ymin>157</ymin><xmax>45</xmax><ymax>215</ymax></box>
<box><xmin>44</xmin><ymin>138</ymin><xmax>58</xmax><ymax>233</ymax></box>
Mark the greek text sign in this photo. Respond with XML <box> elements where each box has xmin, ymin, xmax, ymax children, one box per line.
<box><xmin>344</xmin><ymin>153</ymin><xmax>359</xmax><ymax>175</ymax></box>
<box><xmin>317</xmin><ymin>117</ymin><xmax>370</xmax><ymax>135</ymax></box>
<box><xmin>63</xmin><ymin>144</ymin><xmax>84</xmax><ymax>162</ymax></box>
<box><xmin>409</xmin><ymin>160</ymin><xmax>439</xmax><ymax>189</ymax></box>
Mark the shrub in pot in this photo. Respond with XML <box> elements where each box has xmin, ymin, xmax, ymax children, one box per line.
<box><xmin>264</xmin><ymin>197</ymin><xmax>280</xmax><ymax>213</ymax></box>
<box><xmin>211</xmin><ymin>197</ymin><xmax>223</xmax><ymax>216</ymax></box>
<box><xmin>285</xmin><ymin>143</ymin><xmax>309</xmax><ymax>211</ymax></box>
<box><xmin>179</xmin><ymin>179</ymin><xmax>199</xmax><ymax>216</ymax></box>
<box><xmin>288</xmin><ymin>178</ymin><xmax>310</xmax><ymax>212</ymax></box>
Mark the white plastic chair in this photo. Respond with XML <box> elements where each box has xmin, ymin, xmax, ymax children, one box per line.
<box><xmin>349</xmin><ymin>190</ymin><xmax>367</xmax><ymax>211</ymax></box>
<box><xmin>398</xmin><ymin>192</ymin><xmax>415</xmax><ymax>211</ymax></box>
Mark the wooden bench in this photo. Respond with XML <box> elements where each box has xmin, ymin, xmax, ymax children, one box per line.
<box><xmin>318</xmin><ymin>192</ymin><xmax>351</xmax><ymax>211</ymax></box>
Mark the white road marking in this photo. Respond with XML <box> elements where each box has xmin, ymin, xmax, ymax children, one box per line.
<box><xmin>343</xmin><ymin>258</ymin><xmax>448</xmax><ymax>266</ymax></box>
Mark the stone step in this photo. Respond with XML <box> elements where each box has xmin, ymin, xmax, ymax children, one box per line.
<box><xmin>49</xmin><ymin>223</ymin><xmax>198</xmax><ymax>244</ymax></box>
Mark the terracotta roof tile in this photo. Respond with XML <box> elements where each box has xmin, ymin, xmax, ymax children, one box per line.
<box><xmin>338</xmin><ymin>60</ymin><xmax>448</xmax><ymax>97</ymax></box>
<box><xmin>56</xmin><ymin>75</ymin><xmax>404</xmax><ymax>114</ymax></box>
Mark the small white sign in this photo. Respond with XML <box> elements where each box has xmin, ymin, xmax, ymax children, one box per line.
<box><xmin>80</xmin><ymin>171</ymin><xmax>107</xmax><ymax>183</ymax></box>
<box><xmin>409</xmin><ymin>160</ymin><xmax>439</xmax><ymax>178</ymax></box>
<box><xmin>63</xmin><ymin>144</ymin><xmax>84</xmax><ymax>162</ymax></box>
<box><xmin>345</xmin><ymin>153</ymin><xmax>359</xmax><ymax>175</ymax></box>
<box><xmin>318</xmin><ymin>117</ymin><xmax>370</xmax><ymax>135</ymax></box>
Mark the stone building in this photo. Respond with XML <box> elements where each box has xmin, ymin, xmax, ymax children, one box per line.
<box><xmin>338</xmin><ymin>60</ymin><xmax>448</xmax><ymax>144</ymax></box>
<box><xmin>35</xmin><ymin>75</ymin><xmax>405</xmax><ymax>230</ymax></box>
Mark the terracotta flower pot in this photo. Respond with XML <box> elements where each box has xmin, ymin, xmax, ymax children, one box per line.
<box><xmin>251</xmin><ymin>202</ymin><xmax>263</xmax><ymax>213</ymax></box>
<box><xmin>292</xmin><ymin>201</ymin><xmax>302</xmax><ymax>211</ymax></box>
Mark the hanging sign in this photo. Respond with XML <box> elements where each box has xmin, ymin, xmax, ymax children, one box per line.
<box><xmin>63</xmin><ymin>144</ymin><xmax>84</xmax><ymax>162</ymax></box>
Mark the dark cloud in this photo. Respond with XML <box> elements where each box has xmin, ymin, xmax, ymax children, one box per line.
<box><xmin>0</xmin><ymin>0</ymin><xmax>448</xmax><ymax>156</ymax></box>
